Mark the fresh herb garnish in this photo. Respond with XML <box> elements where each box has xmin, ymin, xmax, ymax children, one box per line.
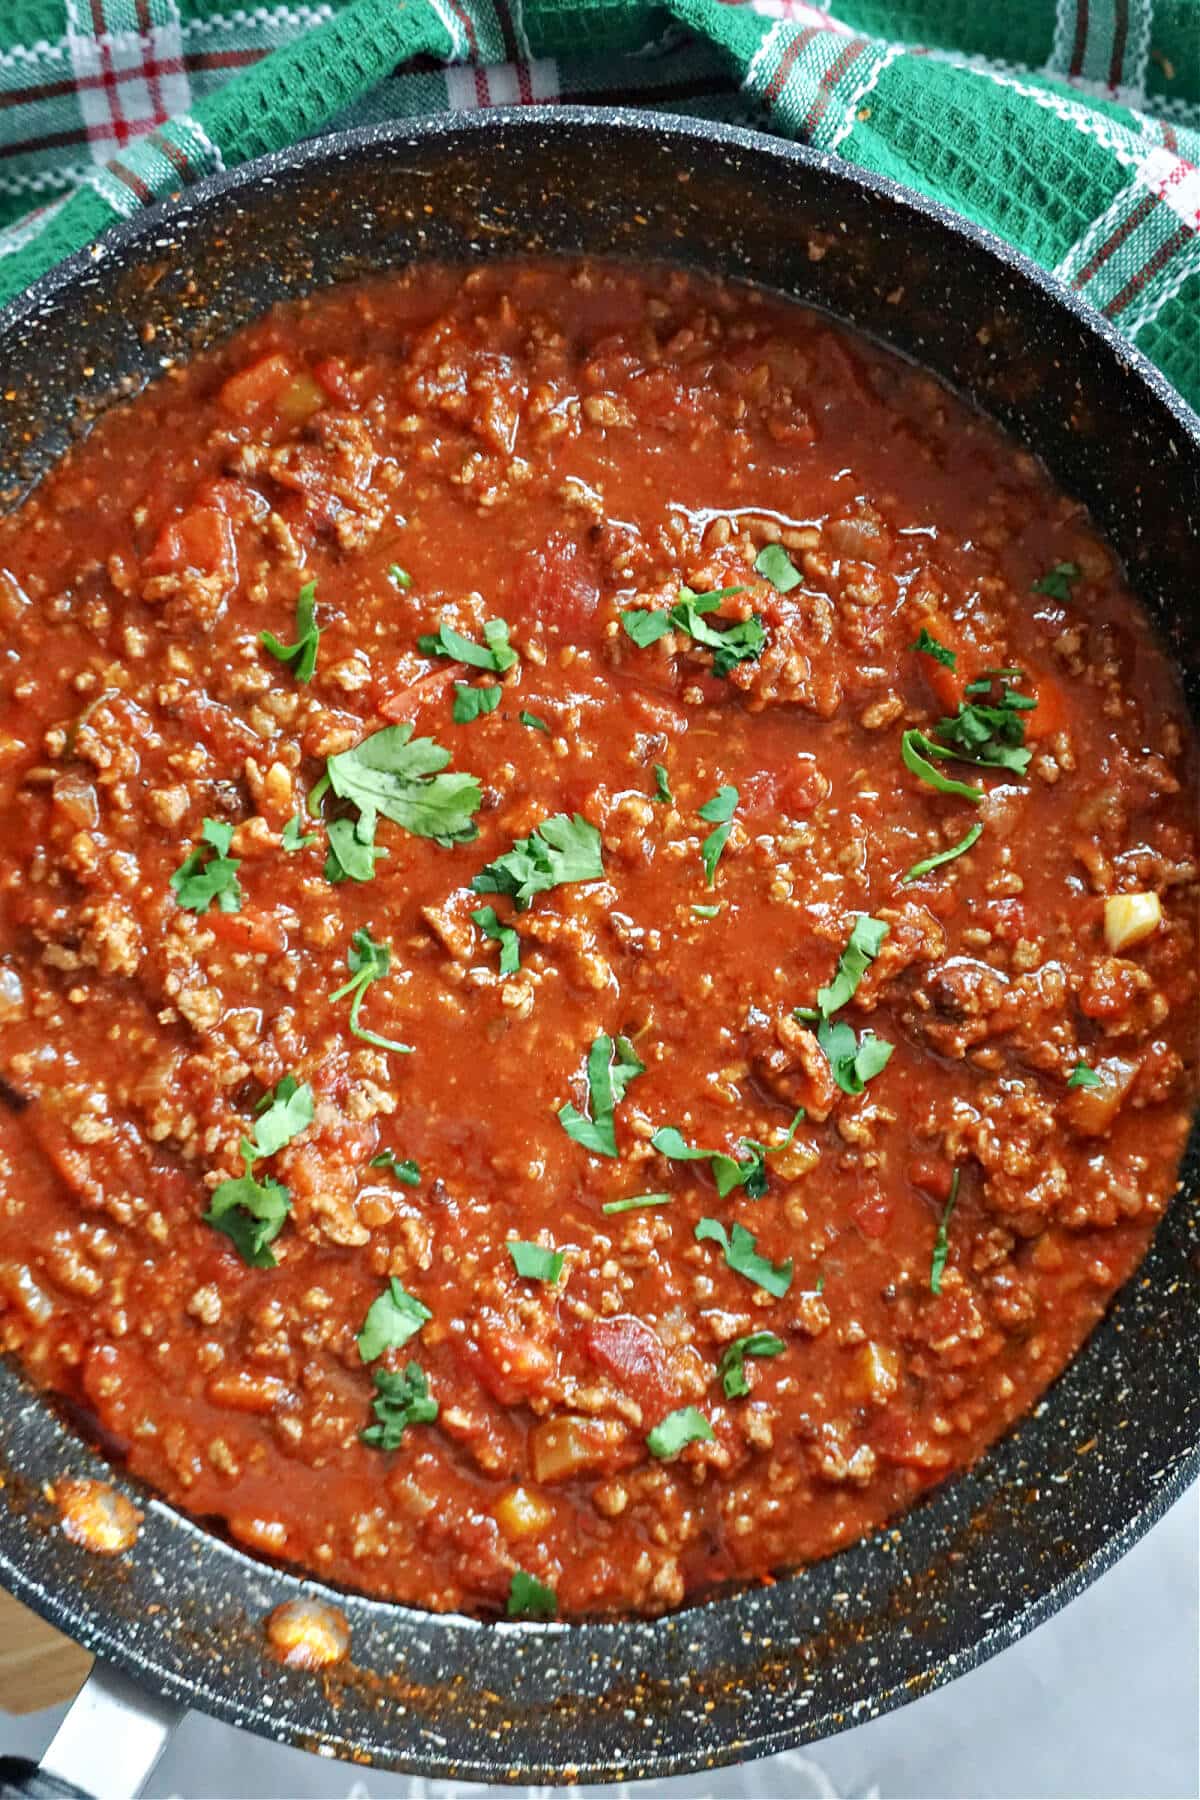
<box><xmin>718</xmin><ymin>1331</ymin><xmax>786</xmax><ymax>1398</ymax></box>
<box><xmin>911</xmin><ymin>626</ymin><xmax>956</xmax><ymax>668</ymax></box>
<box><xmin>356</xmin><ymin>1277</ymin><xmax>431</xmax><ymax>1363</ymax></box>
<box><xmin>816</xmin><ymin>1018</ymin><xmax>894</xmax><ymax>1095</ymax></box>
<box><xmin>653</xmin><ymin>763</ymin><xmax>674</xmax><ymax>805</ymax></box>
<box><xmin>900</xmin><ymin>730</ymin><xmax>985</xmax><ymax>801</ymax></box>
<box><xmin>418</xmin><ymin>616</ymin><xmax>518</xmax><ymax>673</ymax></box>
<box><xmin>930</xmin><ymin>1169</ymin><xmax>960</xmax><ymax>1295</ymax></box>
<box><xmin>324</xmin><ymin>814</ymin><xmax>388</xmax><ymax>884</ymax></box>
<box><xmin>360</xmin><ymin>1361</ymin><xmax>438</xmax><ymax>1451</ymax></box>
<box><xmin>170</xmin><ymin>818</ymin><xmax>243</xmax><ymax>914</ymax></box>
<box><xmin>817</xmin><ymin>915</ymin><xmax>889</xmax><ymax>1017</ymax></box>
<box><xmin>602</xmin><ymin>1193</ymin><xmax>672</xmax><ymax>1215</ymax></box>
<box><xmin>472</xmin><ymin>904</ymin><xmax>520</xmax><ymax>975</ymax></box>
<box><xmin>651</xmin><ymin>1112</ymin><xmax>802</xmax><ymax>1201</ymax></box>
<box><xmin>925</xmin><ymin>675</ymin><xmax>1034</xmax><ymax>775</ymax></box>
<box><xmin>281</xmin><ymin>813</ymin><xmax>317</xmax><ymax>852</ymax></box>
<box><xmin>472</xmin><ymin>813</ymin><xmax>604</xmax><ymax>911</ymax></box>
<box><xmin>1067</xmin><ymin>1061</ymin><xmax>1101</xmax><ymax>1089</ymax></box>
<box><xmin>692</xmin><ymin>903</ymin><xmax>722</xmax><ymax>919</ymax></box>
<box><xmin>329</xmin><ymin>927</ymin><xmax>412</xmax><ymax>1054</ymax></box>
<box><xmin>507</xmin><ymin>1569</ymin><xmax>557</xmax><ymax>1620</ymax></box>
<box><xmin>621</xmin><ymin>586</ymin><xmax>764</xmax><ymax>677</ymax></box>
<box><xmin>519</xmin><ymin>710</ymin><xmax>550</xmax><ymax>734</ymax></box>
<box><xmin>452</xmin><ymin>682</ymin><xmax>500</xmax><ymax>724</ymax></box>
<box><xmin>754</xmin><ymin>543</ymin><xmax>802</xmax><ymax>592</ymax></box>
<box><xmin>370</xmin><ymin>1150</ymin><xmax>420</xmax><ymax>1186</ymax></box>
<box><xmin>699</xmin><ymin>783</ymin><xmax>738</xmax><ymax>886</ymax></box>
<box><xmin>793</xmin><ymin>917</ymin><xmax>894</xmax><ymax>1092</ymax></box>
<box><xmin>247</xmin><ymin>1074</ymin><xmax>314</xmax><ymax>1160</ymax></box>
<box><xmin>204</xmin><ymin>1153</ymin><xmax>291</xmax><ymax>1268</ymax></box>
<box><xmin>321</xmin><ymin>723</ymin><xmax>482</xmax><ymax>849</ymax></box>
<box><xmin>507</xmin><ymin>1240</ymin><xmax>565</xmax><ymax>1284</ymax></box>
<box><xmin>694</xmin><ymin>1218</ymin><xmax>793</xmax><ymax>1296</ymax></box>
<box><xmin>903</xmin><ymin>822</ymin><xmax>983</xmax><ymax>883</ymax></box>
<box><xmin>558</xmin><ymin>1033</ymin><xmax>645</xmax><ymax>1158</ymax></box>
<box><xmin>1031</xmin><ymin>561</ymin><xmax>1080</xmax><ymax>601</ymax></box>
<box><xmin>388</xmin><ymin>564</ymin><xmax>413</xmax><ymax>590</ymax></box>
<box><xmin>646</xmin><ymin>1405</ymin><xmax>715</xmax><ymax>1459</ymax></box>
<box><xmin>260</xmin><ymin>579</ymin><xmax>321</xmax><ymax>683</ymax></box>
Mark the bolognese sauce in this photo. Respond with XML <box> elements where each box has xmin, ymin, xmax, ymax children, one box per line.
<box><xmin>0</xmin><ymin>262</ymin><xmax>1194</xmax><ymax>1619</ymax></box>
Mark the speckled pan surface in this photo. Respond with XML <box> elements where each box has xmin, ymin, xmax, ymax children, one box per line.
<box><xmin>0</xmin><ymin>109</ymin><xmax>1196</xmax><ymax>1785</ymax></box>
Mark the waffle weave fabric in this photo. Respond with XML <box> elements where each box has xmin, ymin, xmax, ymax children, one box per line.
<box><xmin>0</xmin><ymin>1</ymin><xmax>1196</xmax><ymax>408</ymax></box>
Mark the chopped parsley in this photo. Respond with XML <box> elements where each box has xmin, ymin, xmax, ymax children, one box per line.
<box><xmin>646</xmin><ymin>1405</ymin><xmax>714</xmax><ymax>1459</ymax></box>
<box><xmin>281</xmin><ymin>812</ymin><xmax>317</xmax><ymax>852</ymax></box>
<box><xmin>507</xmin><ymin>1569</ymin><xmax>557</xmax><ymax>1620</ymax></box>
<box><xmin>558</xmin><ymin>1033</ymin><xmax>645</xmax><ymax>1158</ymax></box>
<box><xmin>699</xmin><ymin>784</ymin><xmax>738</xmax><ymax>886</ymax></box>
<box><xmin>418</xmin><ymin>616</ymin><xmax>518</xmax><ymax>674</ymax></box>
<box><xmin>507</xmin><ymin>1240</ymin><xmax>565</xmax><ymax>1283</ymax></box>
<box><xmin>1067</xmin><ymin>1061</ymin><xmax>1101</xmax><ymax>1089</ymax></box>
<box><xmin>602</xmin><ymin>1192</ymin><xmax>671</xmax><ymax>1215</ymax></box>
<box><xmin>621</xmin><ymin>585</ymin><xmax>765</xmax><ymax>677</ymax></box>
<box><xmin>520</xmin><ymin>710</ymin><xmax>550</xmax><ymax>734</ymax></box>
<box><xmin>794</xmin><ymin>917</ymin><xmax>895</xmax><ymax>1094</ymax></box>
<box><xmin>388</xmin><ymin>564</ymin><xmax>413</xmax><ymax>590</ymax></box>
<box><xmin>1031</xmin><ymin>560</ymin><xmax>1080</xmax><ymax>601</ymax></box>
<box><xmin>912</xmin><ymin>627</ymin><xmax>956</xmax><ymax>668</ymax></box>
<box><xmin>694</xmin><ymin>1218</ymin><xmax>793</xmax><ymax>1297</ymax></box>
<box><xmin>452</xmin><ymin>681</ymin><xmax>500</xmax><ymax>724</ymax></box>
<box><xmin>903</xmin><ymin>821</ymin><xmax>983</xmax><ymax>884</ymax></box>
<box><xmin>370</xmin><ymin>1149</ymin><xmax>420</xmax><ymax>1186</ymax></box>
<box><xmin>360</xmin><ymin>1361</ymin><xmax>438</xmax><ymax>1451</ymax></box>
<box><xmin>926</xmin><ymin>674</ymin><xmax>1034</xmax><ymax>775</ymax></box>
<box><xmin>718</xmin><ymin>1331</ymin><xmax>786</xmax><ymax>1398</ymax></box>
<box><xmin>321</xmin><ymin>723</ymin><xmax>482</xmax><ymax>849</ymax></box>
<box><xmin>324</xmin><ymin>814</ymin><xmax>388</xmax><ymax>884</ymax></box>
<box><xmin>472</xmin><ymin>904</ymin><xmax>520</xmax><ymax>975</ymax></box>
<box><xmin>692</xmin><ymin>903</ymin><xmax>722</xmax><ymax>919</ymax></box>
<box><xmin>472</xmin><ymin>813</ymin><xmax>603</xmax><ymax>911</ymax></box>
<box><xmin>816</xmin><ymin>1018</ymin><xmax>894</xmax><ymax>1095</ymax></box>
<box><xmin>329</xmin><ymin>927</ymin><xmax>412</xmax><ymax>1055</ymax></box>
<box><xmin>652</xmin><ymin>1111</ymin><xmax>802</xmax><ymax>1201</ymax></box>
<box><xmin>930</xmin><ymin>1169</ymin><xmax>960</xmax><ymax>1294</ymax></box>
<box><xmin>900</xmin><ymin>730</ymin><xmax>985</xmax><ymax>802</ymax></box>
<box><xmin>653</xmin><ymin>763</ymin><xmax>674</xmax><ymax>805</ymax></box>
<box><xmin>170</xmin><ymin>818</ymin><xmax>243</xmax><ymax>914</ymax></box>
<box><xmin>247</xmin><ymin>1074</ymin><xmax>314</xmax><ymax>1160</ymax></box>
<box><xmin>754</xmin><ymin>542</ymin><xmax>802</xmax><ymax>592</ymax></box>
<box><xmin>816</xmin><ymin>915</ymin><xmax>889</xmax><ymax>1017</ymax></box>
<box><xmin>260</xmin><ymin>579</ymin><xmax>321</xmax><ymax>683</ymax></box>
<box><xmin>204</xmin><ymin>1153</ymin><xmax>291</xmax><ymax>1268</ymax></box>
<box><xmin>356</xmin><ymin>1277</ymin><xmax>431</xmax><ymax>1363</ymax></box>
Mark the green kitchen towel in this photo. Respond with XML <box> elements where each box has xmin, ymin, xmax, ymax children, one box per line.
<box><xmin>0</xmin><ymin>2</ymin><xmax>1196</xmax><ymax>409</ymax></box>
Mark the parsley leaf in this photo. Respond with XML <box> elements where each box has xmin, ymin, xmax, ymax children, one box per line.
<box><xmin>370</xmin><ymin>1150</ymin><xmax>420</xmax><ymax>1186</ymax></box>
<box><xmin>698</xmin><ymin>785</ymin><xmax>738</xmax><ymax>824</ymax></box>
<box><xmin>248</xmin><ymin>1074</ymin><xmax>314</xmax><ymax>1160</ymax></box>
<box><xmin>472</xmin><ymin>813</ymin><xmax>604</xmax><ymax>911</ymax></box>
<box><xmin>453</xmin><ymin>682</ymin><xmax>500</xmax><ymax>724</ymax></box>
<box><xmin>329</xmin><ymin>927</ymin><xmax>412</xmax><ymax>1054</ymax></box>
<box><xmin>281</xmin><ymin>813</ymin><xmax>317</xmax><ymax>852</ymax></box>
<box><xmin>507</xmin><ymin>1240</ymin><xmax>565</xmax><ymax>1283</ymax></box>
<box><xmin>621</xmin><ymin>586</ymin><xmax>764</xmax><ymax>677</ymax></box>
<box><xmin>204</xmin><ymin>1152</ymin><xmax>291</xmax><ymax>1268</ymax></box>
<box><xmin>698</xmin><ymin>785</ymin><xmax>738</xmax><ymax>887</ymax></box>
<box><xmin>558</xmin><ymin>1033</ymin><xmax>645</xmax><ymax>1158</ymax></box>
<box><xmin>472</xmin><ymin>904</ymin><xmax>520</xmax><ymax>975</ymax></box>
<box><xmin>901</xmin><ymin>730</ymin><xmax>985</xmax><ymax>801</ymax></box>
<box><xmin>927</xmin><ymin>674</ymin><xmax>1034</xmax><ymax>776</ymax></box>
<box><xmin>602</xmin><ymin>1192</ymin><xmax>671</xmax><ymax>1215</ymax></box>
<box><xmin>816</xmin><ymin>915</ymin><xmax>889</xmax><ymax>1017</ymax></box>
<box><xmin>652</xmin><ymin>763</ymin><xmax>674</xmax><ymax>805</ymax></box>
<box><xmin>694</xmin><ymin>1218</ymin><xmax>793</xmax><ymax>1296</ymax></box>
<box><xmin>360</xmin><ymin>1361</ymin><xmax>438</xmax><ymax>1451</ymax></box>
<box><xmin>1031</xmin><ymin>560</ymin><xmax>1080</xmax><ymax>601</ymax></box>
<box><xmin>325</xmin><ymin>724</ymin><xmax>481</xmax><ymax>849</ymax></box>
<box><xmin>520</xmin><ymin>710</ymin><xmax>550</xmax><ymax>734</ymax></box>
<box><xmin>911</xmin><ymin>627</ymin><xmax>956</xmax><ymax>668</ymax></box>
<box><xmin>324</xmin><ymin>814</ymin><xmax>388</xmax><ymax>884</ymax></box>
<box><xmin>1067</xmin><ymin>1061</ymin><xmax>1101</xmax><ymax>1089</ymax></box>
<box><xmin>816</xmin><ymin>1018</ymin><xmax>894</xmax><ymax>1095</ymax></box>
<box><xmin>418</xmin><ymin>616</ymin><xmax>518</xmax><ymax>673</ymax></box>
<box><xmin>692</xmin><ymin>903</ymin><xmax>722</xmax><ymax>919</ymax></box>
<box><xmin>356</xmin><ymin>1277</ymin><xmax>431</xmax><ymax>1363</ymax></box>
<box><xmin>621</xmin><ymin>608</ymin><xmax>672</xmax><ymax>648</ymax></box>
<box><xmin>507</xmin><ymin>1569</ymin><xmax>557</xmax><ymax>1620</ymax></box>
<box><xmin>754</xmin><ymin>543</ymin><xmax>802</xmax><ymax>592</ymax></box>
<box><xmin>646</xmin><ymin>1405</ymin><xmax>714</xmax><ymax>1459</ymax></box>
<box><xmin>388</xmin><ymin>564</ymin><xmax>413</xmax><ymax>590</ymax></box>
<box><xmin>651</xmin><ymin>1113</ymin><xmax>801</xmax><ymax>1201</ymax></box>
<box><xmin>718</xmin><ymin>1331</ymin><xmax>786</xmax><ymax>1398</ymax></box>
<box><xmin>260</xmin><ymin>579</ymin><xmax>321</xmax><ymax>683</ymax></box>
<box><xmin>170</xmin><ymin>818</ymin><xmax>243</xmax><ymax>915</ymax></box>
<box><xmin>903</xmin><ymin>822</ymin><xmax>983</xmax><ymax>883</ymax></box>
<box><xmin>930</xmin><ymin>1169</ymin><xmax>960</xmax><ymax>1295</ymax></box>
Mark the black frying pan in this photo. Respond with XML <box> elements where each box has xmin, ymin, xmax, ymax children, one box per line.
<box><xmin>0</xmin><ymin>108</ymin><xmax>1196</xmax><ymax>1790</ymax></box>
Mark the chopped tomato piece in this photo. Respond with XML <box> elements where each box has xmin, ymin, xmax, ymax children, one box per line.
<box><xmin>218</xmin><ymin>353</ymin><xmax>325</xmax><ymax>425</ymax></box>
<box><xmin>517</xmin><ymin>532</ymin><xmax>600</xmax><ymax>638</ymax></box>
<box><xmin>147</xmin><ymin>507</ymin><xmax>235</xmax><ymax>580</ymax></box>
<box><xmin>207</xmin><ymin>910</ymin><xmax>287</xmax><ymax>956</ymax></box>
<box><xmin>583</xmin><ymin>1315</ymin><xmax>676</xmax><ymax>1418</ymax></box>
<box><xmin>378</xmin><ymin>666</ymin><xmax>458</xmax><ymax>722</ymax></box>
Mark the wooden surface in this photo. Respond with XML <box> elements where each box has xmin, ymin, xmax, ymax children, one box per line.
<box><xmin>0</xmin><ymin>1588</ymin><xmax>92</xmax><ymax>1715</ymax></box>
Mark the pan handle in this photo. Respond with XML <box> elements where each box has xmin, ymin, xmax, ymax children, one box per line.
<box><xmin>0</xmin><ymin>1664</ymin><xmax>183</xmax><ymax>1800</ymax></box>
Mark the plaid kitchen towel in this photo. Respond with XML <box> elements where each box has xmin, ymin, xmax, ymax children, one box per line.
<box><xmin>0</xmin><ymin>2</ymin><xmax>1196</xmax><ymax>409</ymax></box>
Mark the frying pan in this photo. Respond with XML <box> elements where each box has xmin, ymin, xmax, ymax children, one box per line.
<box><xmin>0</xmin><ymin>108</ymin><xmax>1196</xmax><ymax>1794</ymax></box>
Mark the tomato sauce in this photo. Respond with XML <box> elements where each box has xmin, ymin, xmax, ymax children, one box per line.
<box><xmin>0</xmin><ymin>261</ymin><xmax>1194</xmax><ymax>1618</ymax></box>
